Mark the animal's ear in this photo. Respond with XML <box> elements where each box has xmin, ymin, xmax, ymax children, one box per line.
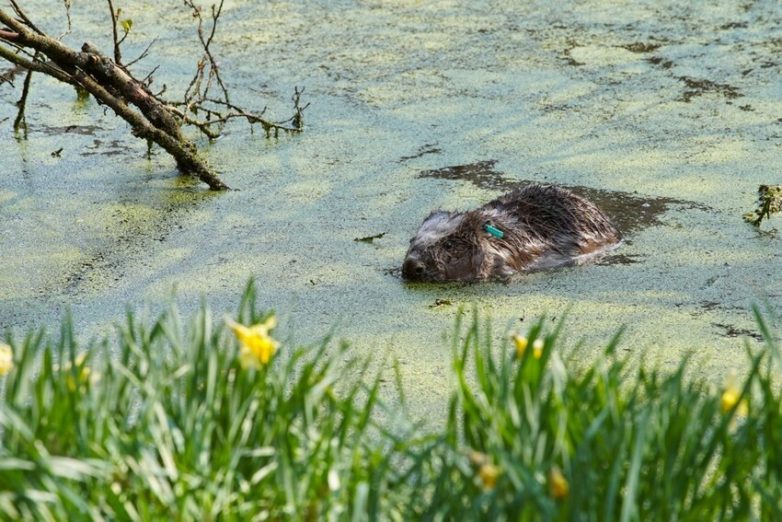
<box><xmin>419</xmin><ymin>210</ymin><xmax>451</xmax><ymax>230</ymax></box>
<box><xmin>414</xmin><ymin>211</ymin><xmax>463</xmax><ymax>242</ymax></box>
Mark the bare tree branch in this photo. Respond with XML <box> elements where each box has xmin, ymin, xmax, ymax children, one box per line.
<box><xmin>0</xmin><ymin>2</ymin><xmax>308</xmax><ymax>189</ymax></box>
<box><xmin>0</xmin><ymin>8</ymin><xmax>228</xmax><ymax>189</ymax></box>
<box><xmin>0</xmin><ymin>43</ymin><xmax>74</xmax><ymax>85</ymax></box>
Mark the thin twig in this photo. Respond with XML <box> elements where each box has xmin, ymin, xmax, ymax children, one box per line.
<box><xmin>9</xmin><ymin>0</ymin><xmax>43</xmax><ymax>35</ymax></box>
<box><xmin>183</xmin><ymin>0</ymin><xmax>230</xmax><ymax>104</ymax></box>
<box><xmin>62</xmin><ymin>0</ymin><xmax>73</xmax><ymax>32</ymax></box>
<box><xmin>141</xmin><ymin>65</ymin><xmax>160</xmax><ymax>86</ymax></box>
<box><xmin>152</xmin><ymin>84</ymin><xmax>166</xmax><ymax>97</ymax></box>
<box><xmin>106</xmin><ymin>0</ymin><xmax>121</xmax><ymax>64</ymax></box>
<box><xmin>205</xmin><ymin>1</ymin><xmax>229</xmax><ymax>102</ymax></box>
<box><xmin>204</xmin><ymin>97</ymin><xmax>296</xmax><ymax>127</ymax></box>
<box><xmin>183</xmin><ymin>57</ymin><xmax>205</xmax><ymax>105</ymax></box>
<box><xmin>169</xmin><ymin>84</ymin><xmax>309</xmax><ymax>138</ymax></box>
<box><xmin>125</xmin><ymin>38</ymin><xmax>156</xmax><ymax>68</ymax></box>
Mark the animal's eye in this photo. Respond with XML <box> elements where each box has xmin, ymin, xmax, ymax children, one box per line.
<box><xmin>443</xmin><ymin>239</ymin><xmax>456</xmax><ymax>251</ymax></box>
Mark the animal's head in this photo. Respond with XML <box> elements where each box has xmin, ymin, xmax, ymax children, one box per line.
<box><xmin>402</xmin><ymin>209</ymin><xmax>512</xmax><ymax>282</ymax></box>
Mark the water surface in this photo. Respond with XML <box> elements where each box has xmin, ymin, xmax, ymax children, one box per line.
<box><xmin>2</xmin><ymin>0</ymin><xmax>781</xmax><ymax>420</ymax></box>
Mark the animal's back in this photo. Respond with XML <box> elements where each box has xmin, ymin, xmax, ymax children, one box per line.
<box><xmin>484</xmin><ymin>185</ymin><xmax>621</xmax><ymax>270</ymax></box>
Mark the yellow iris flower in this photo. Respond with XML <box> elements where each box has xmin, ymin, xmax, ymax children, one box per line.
<box><xmin>512</xmin><ymin>335</ymin><xmax>528</xmax><ymax>358</ymax></box>
<box><xmin>0</xmin><ymin>343</ymin><xmax>13</xmax><ymax>376</ymax></box>
<box><xmin>548</xmin><ymin>467</ymin><xmax>569</xmax><ymax>499</ymax></box>
<box><xmin>721</xmin><ymin>373</ymin><xmax>748</xmax><ymax>416</ymax></box>
<box><xmin>532</xmin><ymin>339</ymin><xmax>544</xmax><ymax>359</ymax></box>
<box><xmin>56</xmin><ymin>353</ymin><xmax>98</xmax><ymax>391</ymax></box>
<box><xmin>478</xmin><ymin>463</ymin><xmax>500</xmax><ymax>490</ymax></box>
<box><xmin>226</xmin><ymin>316</ymin><xmax>279</xmax><ymax>368</ymax></box>
<box><xmin>512</xmin><ymin>335</ymin><xmax>544</xmax><ymax>359</ymax></box>
<box><xmin>467</xmin><ymin>450</ymin><xmax>501</xmax><ymax>490</ymax></box>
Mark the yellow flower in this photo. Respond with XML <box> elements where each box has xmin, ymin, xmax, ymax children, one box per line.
<box><xmin>466</xmin><ymin>450</ymin><xmax>500</xmax><ymax>489</ymax></box>
<box><xmin>0</xmin><ymin>343</ymin><xmax>13</xmax><ymax>376</ymax></box>
<box><xmin>226</xmin><ymin>316</ymin><xmax>279</xmax><ymax>368</ymax></box>
<box><xmin>61</xmin><ymin>353</ymin><xmax>98</xmax><ymax>391</ymax></box>
<box><xmin>513</xmin><ymin>335</ymin><xmax>545</xmax><ymax>359</ymax></box>
<box><xmin>548</xmin><ymin>467</ymin><xmax>569</xmax><ymax>499</ymax></box>
<box><xmin>512</xmin><ymin>335</ymin><xmax>528</xmax><ymax>358</ymax></box>
<box><xmin>478</xmin><ymin>463</ymin><xmax>500</xmax><ymax>490</ymax></box>
<box><xmin>532</xmin><ymin>339</ymin><xmax>544</xmax><ymax>359</ymax></box>
<box><xmin>66</xmin><ymin>367</ymin><xmax>94</xmax><ymax>392</ymax></box>
<box><xmin>721</xmin><ymin>373</ymin><xmax>748</xmax><ymax>416</ymax></box>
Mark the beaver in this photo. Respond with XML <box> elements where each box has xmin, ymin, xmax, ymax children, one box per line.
<box><xmin>402</xmin><ymin>184</ymin><xmax>621</xmax><ymax>282</ymax></box>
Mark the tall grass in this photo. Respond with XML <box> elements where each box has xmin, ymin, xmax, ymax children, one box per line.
<box><xmin>0</xmin><ymin>285</ymin><xmax>400</xmax><ymax>520</ymax></box>
<box><xmin>1</xmin><ymin>284</ymin><xmax>781</xmax><ymax>520</ymax></box>
<box><xmin>424</xmin><ymin>311</ymin><xmax>781</xmax><ymax>520</ymax></box>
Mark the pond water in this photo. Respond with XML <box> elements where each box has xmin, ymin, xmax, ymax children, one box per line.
<box><xmin>1</xmin><ymin>0</ymin><xmax>781</xmax><ymax>420</ymax></box>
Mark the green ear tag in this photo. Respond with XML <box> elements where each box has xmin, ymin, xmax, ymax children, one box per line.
<box><xmin>483</xmin><ymin>223</ymin><xmax>504</xmax><ymax>239</ymax></box>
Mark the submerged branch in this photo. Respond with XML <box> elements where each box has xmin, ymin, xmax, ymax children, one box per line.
<box><xmin>13</xmin><ymin>60</ymin><xmax>34</xmax><ymax>132</ymax></box>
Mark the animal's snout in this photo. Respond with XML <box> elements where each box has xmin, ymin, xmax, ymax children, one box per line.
<box><xmin>402</xmin><ymin>258</ymin><xmax>426</xmax><ymax>280</ymax></box>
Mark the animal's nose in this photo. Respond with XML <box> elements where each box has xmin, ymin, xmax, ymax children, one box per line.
<box><xmin>402</xmin><ymin>258</ymin><xmax>425</xmax><ymax>280</ymax></box>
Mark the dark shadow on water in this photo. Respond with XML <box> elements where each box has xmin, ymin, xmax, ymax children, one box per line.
<box><xmin>34</xmin><ymin>124</ymin><xmax>104</xmax><ymax>136</ymax></box>
<box><xmin>418</xmin><ymin>160</ymin><xmax>711</xmax><ymax>237</ymax></box>
<box><xmin>596</xmin><ymin>253</ymin><xmax>643</xmax><ymax>266</ymax></box>
<box><xmin>676</xmin><ymin>76</ymin><xmax>742</xmax><ymax>103</ymax></box>
<box><xmin>398</xmin><ymin>143</ymin><xmax>442</xmax><ymax>162</ymax></box>
<box><xmin>712</xmin><ymin>322</ymin><xmax>763</xmax><ymax>342</ymax></box>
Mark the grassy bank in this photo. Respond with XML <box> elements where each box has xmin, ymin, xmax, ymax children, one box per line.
<box><xmin>1</xmin><ymin>284</ymin><xmax>780</xmax><ymax>520</ymax></box>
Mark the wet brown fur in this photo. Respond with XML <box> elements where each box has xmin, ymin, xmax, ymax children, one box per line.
<box><xmin>402</xmin><ymin>185</ymin><xmax>622</xmax><ymax>282</ymax></box>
